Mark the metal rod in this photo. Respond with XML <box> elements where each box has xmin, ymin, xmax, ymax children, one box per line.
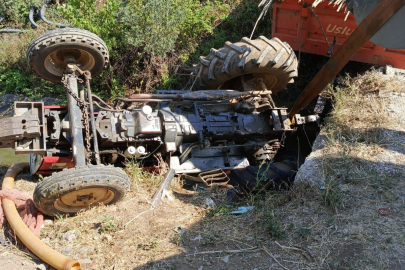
<box><xmin>85</xmin><ymin>74</ymin><xmax>101</xmax><ymax>165</ymax></box>
<box><xmin>289</xmin><ymin>0</ymin><xmax>405</xmax><ymax>118</ymax></box>
<box><xmin>128</xmin><ymin>90</ymin><xmax>273</xmax><ymax>101</ymax></box>
<box><xmin>150</xmin><ymin>168</ymin><xmax>176</xmax><ymax>209</ymax></box>
<box><xmin>66</xmin><ymin>75</ymin><xmax>86</xmax><ymax>167</ymax></box>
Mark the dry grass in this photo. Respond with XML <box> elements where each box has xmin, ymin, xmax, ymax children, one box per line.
<box><xmin>0</xmin><ymin>30</ymin><xmax>42</xmax><ymax>66</ymax></box>
<box><xmin>1</xmin><ymin>69</ymin><xmax>405</xmax><ymax>270</ymax></box>
<box><xmin>296</xmin><ymin>69</ymin><xmax>405</xmax><ymax>269</ymax></box>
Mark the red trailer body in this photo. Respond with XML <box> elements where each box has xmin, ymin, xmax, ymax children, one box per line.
<box><xmin>272</xmin><ymin>0</ymin><xmax>405</xmax><ymax>68</ymax></box>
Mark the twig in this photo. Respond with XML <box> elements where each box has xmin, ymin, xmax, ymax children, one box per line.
<box><xmin>294</xmin><ymin>246</ymin><xmax>315</xmax><ymax>261</ymax></box>
<box><xmin>262</xmin><ymin>246</ymin><xmax>290</xmax><ymax>270</ymax></box>
<box><xmin>275</xmin><ymin>241</ymin><xmax>316</xmax><ymax>262</ymax></box>
<box><xmin>250</xmin><ymin>0</ymin><xmax>273</xmax><ymax>39</ymax></box>
<box><xmin>189</xmin><ymin>66</ymin><xmax>202</xmax><ymax>91</ymax></box>
<box><xmin>231</xmin><ymin>239</ymin><xmax>255</xmax><ymax>249</ymax></box>
<box><xmin>188</xmin><ymin>246</ymin><xmax>258</xmax><ymax>256</ymax></box>
<box><xmin>124</xmin><ymin>209</ymin><xmax>153</xmax><ymax>228</ymax></box>
<box><xmin>275</xmin><ymin>241</ymin><xmax>302</xmax><ymax>252</ymax></box>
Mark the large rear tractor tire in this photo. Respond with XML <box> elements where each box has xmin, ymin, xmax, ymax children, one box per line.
<box><xmin>194</xmin><ymin>36</ymin><xmax>298</xmax><ymax>94</ymax></box>
<box><xmin>33</xmin><ymin>165</ymin><xmax>130</xmax><ymax>216</ymax></box>
<box><xmin>27</xmin><ymin>28</ymin><xmax>109</xmax><ymax>82</ymax></box>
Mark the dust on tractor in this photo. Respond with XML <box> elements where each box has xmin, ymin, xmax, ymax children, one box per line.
<box><xmin>0</xmin><ymin>28</ymin><xmax>320</xmax><ymax>216</ymax></box>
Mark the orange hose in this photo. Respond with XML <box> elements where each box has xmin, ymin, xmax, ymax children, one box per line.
<box><xmin>1</xmin><ymin>163</ymin><xmax>81</xmax><ymax>270</ymax></box>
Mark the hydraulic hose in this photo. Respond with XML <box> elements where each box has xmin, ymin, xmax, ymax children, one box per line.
<box><xmin>39</xmin><ymin>4</ymin><xmax>67</xmax><ymax>28</ymax></box>
<box><xmin>1</xmin><ymin>163</ymin><xmax>81</xmax><ymax>270</ymax></box>
<box><xmin>29</xmin><ymin>7</ymin><xmax>43</xmax><ymax>29</ymax></box>
<box><xmin>0</xmin><ymin>29</ymin><xmax>24</xmax><ymax>33</ymax></box>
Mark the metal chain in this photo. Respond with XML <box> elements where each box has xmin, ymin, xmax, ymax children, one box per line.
<box><xmin>62</xmin><ymin>74</ymin><xmax>93</xmax><ymax>163</ymax></box>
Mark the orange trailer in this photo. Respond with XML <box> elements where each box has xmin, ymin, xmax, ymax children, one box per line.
<box><xmin>272</xmin><ymin>0</ymin><xmax>405</xmax><ymax>69</ymax></box>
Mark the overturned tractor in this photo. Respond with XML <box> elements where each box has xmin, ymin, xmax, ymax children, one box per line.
<box><xmin>0</xmin><ymin>28</ymin><xmax>317</xmax><ymax>216</ymax></box>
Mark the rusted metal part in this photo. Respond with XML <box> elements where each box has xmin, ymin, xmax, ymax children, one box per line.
<box><xmin>289</xmin><ymin>0</ymin><xmax>405</xmax><ymax>118</ymax></box>
<box><xmin>128</xmin><ymin>90</ymin><xmax>274</xmax><ymax>101</ymax></box>
<box><xmin>0</xmin><ymin>115</ymin><xmax>40</xmax><ymax>146</ymax></box>
<box><xmin>63</xmin><ymin>74</ymin><xmax>87</xmax><ymax>167</ymax></box>
<box><xmin>0</xmin><ymin>102</ymin><xmax>47</xmax><ymax>154</ymax></box>
<box><xmin>184</xmin><ymin>169</ymin><xmax>230</xmax><ymax>187</ymax></box>
<box><xmin>37</xmin><ymin>156</ymin><xmax>75</xmax><ymax>176</ymax></box>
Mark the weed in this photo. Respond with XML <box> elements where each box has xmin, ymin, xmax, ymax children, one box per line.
<box><xmin>205</xmin><ymin>204</ymin><xmax>232</xmax><ymax>219</ymax></box>
<box><xmin>297</xmin><ymin>225</ymin><xmax>311</xmax><ymax>239</ymax></box>
<box><xmin>124</xmin><ymin>158</ymin><xmax>161</xmax><ymax>189</ymax></box>
<box><xmin>322</xmin><ymin>177</ymin><xmax>343</xmax><ymax>210</ymax></box>
<box><xmin>201</xmin><ymin>233</ymin><xmax>219</xmax><ymax>246</ymax></box>
<box><xmin>54</xmin><ymin>212</ymin><xmax>68</xmax><ymax>221</ymax></box>
<box><xmin>99</xmin><ymin>216</ymin><xmax>118</xmax><ymax>233</ymax></box>
<box><xmin>260</xmin><ymin>207</ymin><xmax>283</xmax><ymax>238</ymax></box>
<box><xmin>150</xmin><ymin>237</ymin><xmax>159</xmax><ymax>250</ymax></box>
<box><xmin>170</xmin><ymin>233</ymin><xmax>184</xmax><ymax>246</ymax></box>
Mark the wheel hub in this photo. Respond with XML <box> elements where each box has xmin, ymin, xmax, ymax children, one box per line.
<box><xmin>45</xmin><ymin>48</ymin><xmax>96</xmax><ymax>77</ymax></box>
<box><xmin>54</xmin><ymin>187</ymin><xmax>115</xmax><ymax>213</ymax></box>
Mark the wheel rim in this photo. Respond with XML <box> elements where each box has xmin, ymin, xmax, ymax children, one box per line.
<box><xmin>44</xmin><ymin>48</ymin><xmax>96</xmax><ymax>77</ymax></box>
<box><xmin>54</xmin><ymin>187</ymin><xmax>115</xmax><ymax>213</ymax></box>
<box><xmin>262</xmin><ymin>74</ymin><xmax>278</xmax><ymax>90</ymax></box>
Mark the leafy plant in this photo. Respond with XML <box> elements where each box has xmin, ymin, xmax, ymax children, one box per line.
<box><xmin>0</xmin><ymin>0</ymin><xmax>42</xmax><ymax>27</ymax></box>
<box><xmin>100</xmin><ymin>216</ymin><xmax>118</xmax><ymax>233</ymax></box>
<box><xmin>322</xmin><ymin>176</ymin><xmax>343</xmax><ymax>210</ymax></box>
<box><xmin>260</xmin><ymin>207</ymin><xmax>283</xmax><ymax>238</ymax></box>
<box><xmin>298</xmin><ymin>225</ymin><xmax>311</xmax><ymax>239</ymax></box>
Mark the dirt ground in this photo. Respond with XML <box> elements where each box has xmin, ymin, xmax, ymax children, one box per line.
<box><xmin>0</xmin><ymin>68</ymin><xmax>404</xmax><ymax>270</ymax></box>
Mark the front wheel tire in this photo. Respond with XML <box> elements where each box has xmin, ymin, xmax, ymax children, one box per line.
<box><xmin>33</xmin><ymin>165</ymin><xmax>130</xmax><ymax>216</ymax></box>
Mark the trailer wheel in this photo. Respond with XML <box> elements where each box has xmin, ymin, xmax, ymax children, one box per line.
<box><xmin>194</xmin><ymin>36</ymin><xmax>298</xmax><ymax>94</ymax></box>
<box><xmin>27</xmin><ymin>28</ymin><xmax>109</xmax><ymax>82</ymax></box>
<box><xmin>33</xmin><ymin>165</ymin><xmax>130</xmax><ymax>216</ymax></box>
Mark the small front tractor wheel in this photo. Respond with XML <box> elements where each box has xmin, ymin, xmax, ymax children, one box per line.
<box><xmin>33</xmin><ymin>165</ymin><xmax>130</xmax><ymax>216</ymax></box>
<box><xmin>27</xmin><ymin>28</ymin><xmax>109</xmax><ymax>82</ymax></box>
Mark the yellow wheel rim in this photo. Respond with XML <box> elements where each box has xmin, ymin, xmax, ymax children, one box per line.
<box><xmin>54</xmin><ymin>187</ymin><xmax>115</xmax><ymax>213</ymax></box>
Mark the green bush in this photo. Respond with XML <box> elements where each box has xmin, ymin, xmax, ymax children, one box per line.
<box><xmin>58</xmin><ymin>0</ymin><xmax>123</xmax><ymax>50</ymax></box>
<box><xmin>0</xmin><ymin>0</ymin><xmax>43</xmax><ymax>28</ymax></box>
<box><xmin>0</xmin><ymin>31</ymin><xmax>65</xmax><ymax>99</ymax></box>
<box><xmin>1</xmin><ymin>0</ymin><xmax>274</xmax><ymax>99</ymax></box>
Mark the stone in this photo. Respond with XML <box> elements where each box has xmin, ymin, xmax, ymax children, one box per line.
<box><xmin>103</xmin><ymin>234</ymin><xmax>113</xmax><ymax>242</ymax></box>
<box><xmin>63</xmin><ymin>230</ymin><xmax>78</xmax><ymax>242</ymax></box>
<box><xmin>62</xmin><ymin>245</ymin><xmax>72</xmax><ymax>255</ymax></box>
<box><xmin>36</xmin><ymin>263</ymin><xmax>47</xmax><ymax>270</ymax></box>
<box><xmin>205</xmin><ymin>198</ymin><xmax>216</xmax><ymax>208</ymax></box>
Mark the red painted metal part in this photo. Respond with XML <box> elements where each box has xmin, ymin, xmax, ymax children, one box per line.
<box><xmin>37</xmin><ymin>156</ymin><xmax>74</xmax><ymax>176</ymax></box>
<box><xmin>272</xmin><ymin>0</ymin><xmax>405</xmax><ymax>68</ymax></box>
<box><xmin>43</xmin><ymin>105</ymin><xmax>67</xmax><ymax>109</ymax></box>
